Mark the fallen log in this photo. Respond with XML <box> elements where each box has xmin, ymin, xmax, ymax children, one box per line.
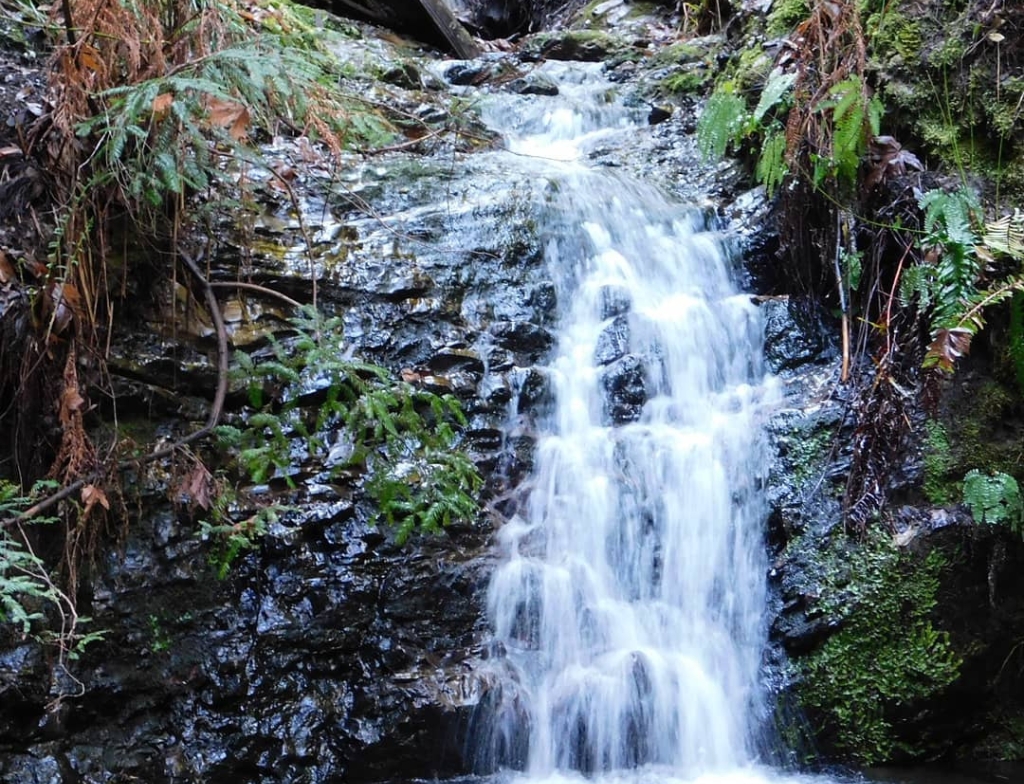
<box><xmin>333</xmin><ymin>0</ymin><xmax>481</xmax><ymax>58</ymax></box>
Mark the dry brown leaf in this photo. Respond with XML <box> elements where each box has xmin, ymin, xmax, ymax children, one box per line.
<box><xmin>47</xmin><ymin>283</ymin><xmax>76</xmax><ymax>334</ymax></box>
<box><xmin>60</xmin><ymin>387</ymin><xmax>85</xmax><ymax>425</ymax></box>
<box><xmin>81</xmin><ymin>484</ymin><xmax>110</xmax><ymax>512</ymax></box>
<box><xmin>78</xmin><ymin>44</ymin><xmax>102</xmax><ymax>72</ymax></box>
<box><xmin>205</xmin><ymin>97</ymin><xmax>250</xmax><ymax>141</ymax></box>
<box><xmin>152</xmin><ymin>92</ymin><xmax>173</xmax><ymax>118</ymax></box>
<box><xmin>184</xmin><ymin>462</ymin><xmax>214</xmax><ymax>510</ymax></box>
<box><xmin>924</xmin><ymin>327</ymin><xmax>972</xmax><ymax>373</ymax></box>
<box><xmin>0</xmin><ymin>251</ymin><xmax>15</xmax><ymax>283</ymax></box>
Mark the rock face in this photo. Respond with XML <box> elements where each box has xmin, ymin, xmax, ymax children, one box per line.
<box><xmin>0</xmin><ymin>47</ymin><xmax>563</xmax><ymax>784</ymax></box>
<box><xmin>6</xmin><ymin>0</ymin><xmax>1024</xmax><ymax>780</ymax></box>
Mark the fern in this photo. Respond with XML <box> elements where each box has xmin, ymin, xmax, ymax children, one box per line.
<box><xmin>920</xmin><ymin>188</ymin><xmax>980</xmax><ymax>248</ymax></box>
<box><xmin>818</xmin><ymin>76</ymin><xmax>877</xmax><ymax>186</ymax></box>
<box><xmin>697</xmin><ymin>86</ymin><xmax>748</xmax><ymax>161</ymax></box>
<box><xmin>963</xmin><ymin>470</ymin><xmax>1023</xmax><ymax>533</ymax></box>
<box><xmin>984</xmin><ymin>210</ymin><xmax>1024</xmax><ymax>260</ymax></box>
<box><xmin>753</xmin><ymin>69</ymin><xmax>797</xmax><ymax>124</ymax></box>
<box><xmin>756</xmin><ymin>128</ymin><xmax>788</xmax><ymax>197</ymax></box>
<box><xmin>216</xmin><ymin>307</ymin><xmax>482</xmax><ymax>551</ymax></box>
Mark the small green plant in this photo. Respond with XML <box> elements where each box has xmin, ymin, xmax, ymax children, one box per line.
<box><xmin>198</xmin><ymin>501</ymin><xmax>283</xmax><ymax>579</ymax></box>
<box><xmin>215</xmin><ymin>307</ymin><xmax>482</xmax><ymax>549</ymax></box>
<box><xmin>696</xmin><ymin>84</ymin><xmax>748</xmax><ymax>162</ymax></box>
<box><xmin>963</xmin><ymin>470</ymin><xmax>1023</xmax><ymax>533</ymax></box>
<box><xmin>1</xmin><ymin>481</ymin><xmax>65</xmax><ymax>634</ymax></box>
<box><xmin>810</xmin><ymin>76</ymin><xmax>884</xmax><ymax>188</ymax></box>
<box><xmin>148</xmin><ymin>614</ymin><xmax>172</xmax><ymax>653</ymax></box>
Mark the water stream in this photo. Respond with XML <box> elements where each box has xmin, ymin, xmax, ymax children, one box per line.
<box><xmin>464</xmin><ymin>62</ymin><xmax>806</xmax><ymax>784</ymax></box>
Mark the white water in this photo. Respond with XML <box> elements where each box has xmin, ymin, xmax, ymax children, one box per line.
<box><xmin>468</xmin><ymin>62</ymin><xmax>812</xmax><ymax>784</ymax></box>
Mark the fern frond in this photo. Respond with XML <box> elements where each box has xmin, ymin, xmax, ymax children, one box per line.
<box><xmin>984</xmin><ymin>210</ymin><xmax>1024</xmax><ymax>260</ymax></box>
<box><xmin>753</xmin><ymin>69</ymin><xmax>796</xmax><ymax>124</ymax></box>
<box><xmin>756</xmin><ymin>129</ymin><xmax>788</xmax><ymax>197</ymax></box>
<box><xmin>697</xmin><ymin>87</ymin><xmax>747</xmax><ymax>161</ymax></box>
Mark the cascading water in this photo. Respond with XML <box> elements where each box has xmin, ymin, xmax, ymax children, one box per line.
<box><xmin>467</xmin><ymin>61</ymin><xmax>803</xmax><ymax>784</ymax></box>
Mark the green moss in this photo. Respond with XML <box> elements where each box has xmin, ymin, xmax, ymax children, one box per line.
<box><xmin>649</xmin><ymin>41</ymin><xmax>705</xmax><ymax>68</ymax></box>
<box><xmin>786</xmin><ymin>426</ymin><xmax>832</xmax><ymax>485</ymax></box>
<box><xmin>796</xmin><ymin>533</ymin><xmax>961</xmax><ymax>763</ymax></box>
<box><xmin>659</xmin><ymin>68</ymin><xmax>711</xmax><ymax>96</ymax></box>
<box><xmin>927</xmin><ymin>36</ymin><xmax>966</xmax><ymax>69</ymax></box>
<box><xmin>866</xmin><ymin>12</ymin><xmax>922</xmax><ymax>68</ymax></box>
<box><xmin>923</xmin><ymin>420</ymin><xmax>955</xmax><ymax>505</ymax></box>
<box><xmin>766</xmin><ymin>0</ymin><xmax>809</xmax><ymax>37</ymax></box>
<box><xmin>955</xmin><ymin>381</ymin><xmax>1017</xmax><ymax>476</ymax></box>
<box><xmin>734</xmin><ymin>45</ymin><xmax>772</xmax><ymax>91</ymax></box>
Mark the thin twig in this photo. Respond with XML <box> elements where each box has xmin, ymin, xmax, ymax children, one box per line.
<box><xmin>208</xmin><ymin>281</ymin><xmax>303</xmax><ymax>309</ymax></box>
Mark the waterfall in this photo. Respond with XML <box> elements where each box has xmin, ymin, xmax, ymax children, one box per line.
<box><xmin>470</xmin><ymin>61</ymin><xmax>791</xmax><ymax>782</ymax></box>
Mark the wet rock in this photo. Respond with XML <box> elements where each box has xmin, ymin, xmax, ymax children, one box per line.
<box><xmin>445</xmin><ymin>60</ymin><xmax>493</xmax><ymax>86</ymax></box>
<box><xmin>490</xmin><ymin>320</ymin><xmax>554</xmax><ymax>357</ymax></box>
<box><xmin>524</xmin><ymin>30</ymin><xmax>627</xmax><ymax>62</ymax></box>
<box><xmin>648</xmin><ymin>105</ymin><xmax>672</xmax><ymax>124</ymax></box>
<box><xmin>508</xmin><ymin>75</ymin><xmax>559</xmax><ymax>96</ymax></box>
<box><xmin>594</xmin><ymin>314</ymin><xmax>630</xmax><ymax>365</ymax></box>
<box><xmin>601</xmin><ymin>354</ymin><xmax>647</xmax><ymax>424</ymax></box>
<box><xmin>599</xmin><ymin>285</ymin><xmax>632</xmax><ymax>318</ymax></box>
<box><xmin>761</xmin><ymin>297</ymin><xmax>833</xmax><ymax>372</ymax></box>
<box><xmin>512</xmin><ymin>367</ymin><xmax>551</xmax><ymax>413</ymax></box>
<box><xmin>380</xmin><ymin>62</ymin><xmax>423</xmax><ymax>90</ymax></box>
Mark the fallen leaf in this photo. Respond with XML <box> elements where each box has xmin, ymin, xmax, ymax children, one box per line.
<box><xmin>0</xmin><ymin>145</ymin><xmax>22</xmax><ymax>159</ymax></box>
<box><xmin>81</xmin><ymin>484</ymin><xmax>110</xmax><ymax>512</ymax></box>
<box><xmin>77</xmin><ymin>44</ymin><xmax>102</xmax><ymax>72</ymax></box>
<box><xmin>184</xmin><ymin>462</ymin><xmax>214</xmax><ymax>510</ymax></box>
<box><xmin>205</xmin><ymin>97</ymin><xmax>250</xmax><ymax>141</ymax></box>
<box><xmin>152</xmin><ymin>92</ymin><xmax>174</xmax><ymax>118</ymax></box>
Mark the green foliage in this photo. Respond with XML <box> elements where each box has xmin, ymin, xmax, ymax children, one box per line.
<box><xmin>753</xmin><ymin>71</ymin><xmax>797</xmax><ymax>124</ymax></box>
<box><xmin>963</xmin><ymin>470</ymin><xmax>1023</xmax><ymax>533</ymax></box>
<box><xmin>900</xmin><ymin>188</ymin><xmax>1005</xmax><ymax>371</ymax></box>
<box><xmin>698</xmin><ymin>69</ymin><xmax>796</xmax><ymax>195</ymax></box>
<box><xmin>660</xmin><ymin>69</ymin><xmax>709</xmax><ymax>96</ymax></box>
<box><xmin>812</xmin><ymin>76</ymin><xmax>882</xmax><ymax>187</ymax></box>
<box><xmin>756</xmin><ymin>129</ymin><xmax>788</xmax><ymax>197</ymax></box>
<box><xmin>766</xmin><ymin>0</ymin><xmax>809</xmax><ymax>36</ymax></box>
<box><xmin>1008</xmin><ymin>292</ymin><xmax>1024</xmax><ymax>392</ymax></box>
<box><xmin>840</xmin><ymin>248</ymin><xmax>863</xmax><ymax>293</ymax></box>
<box><xmin>0</xmin><ymin>481</ymin><xmax>62</xmax><ymax>634</ymax></box>
<box><xmin>697</xmin><ymin>86</ymin><xmax>747</xmax><ymax>162</ymax></box>
<box><xmin>0</xmin><ymin>482</ymin><xmax>104</xmax><ymax>660</ymax></box>
<box><xmin>78</xmin><ymin>38</ymin><xmax>393</xmax><ymax>210</ymax></box>
<box><xmin>797</xmin><ymin>534</ymin><xmax>961</xmax><ymax>763</ymax></box>
<box><xmin>198</xmin><ymin>503</ymin><xmax>281</xmax><ymax>579</ymax></box>
<box><xmin>216</xmin><ymin>307</ymin><xmax>482</xmax><ymax>548</ymax></box>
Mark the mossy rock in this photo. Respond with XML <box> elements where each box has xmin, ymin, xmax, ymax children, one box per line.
<box><xmin>766</xmin><ymin>0</ymin><xmax>809</xmax><ymax>37</ymax></box>
<box><xmin>520</xmin><ymin>30</ymin><xmax>634</xmax><ymax>62</ymax></box>
<box><xmin>786</xmin><ymin>532</ymin><xmax>961</xmax><ymax>764</ymax></box>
